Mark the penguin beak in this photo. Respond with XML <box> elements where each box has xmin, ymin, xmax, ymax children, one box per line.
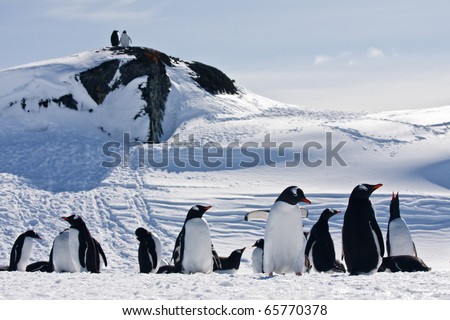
<box><xmin>205</xmin><ymin>206</ymin><xmax>212</xmax><ymax>211</ymax></box>
<box><xmin>61</xmin><ymin>216</ymin><xmax>69</xmax><ymax>221</ymax></box>
<box><xmin>373</xmin><ymin>184</ymin><xmax>383</xmax><ymax>190</ymax></box>
<box><xmin>301</xmin><ymin>198</ymin><xmax>312</xmax><ymax>204</ymax></box>
<box><xmin>334</xmin><ymin>210</ymin><xmax>341</xmax><ymax>214</ymax></box>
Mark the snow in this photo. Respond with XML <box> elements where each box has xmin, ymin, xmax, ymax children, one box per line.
<box><xmin>1</xmin><ymin>49</ymin><xmax>450</xmax><ymax>301</ymax></box>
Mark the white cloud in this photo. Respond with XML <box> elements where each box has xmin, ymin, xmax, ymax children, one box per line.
<box><xmin>367</xmin><ymin>47</ymin><xmax>385</xmax><ymax>59</ymax></box>
<box><xmin>313</xmin><ymin>55</ymin><xmax>332</xmax><ymax>65</ymax></box>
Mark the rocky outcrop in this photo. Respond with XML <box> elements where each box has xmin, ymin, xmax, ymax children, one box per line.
<box><xmin>187</xmin><ymin>61</ymin><xmax>238</xmax><ymax>95</ymax></box>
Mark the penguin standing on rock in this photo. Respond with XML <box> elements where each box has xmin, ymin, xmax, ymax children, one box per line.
<box><xmin>251</xmin><ymin>239</ymin><xmax>264</xmax><ymax>273</ymax></box>
<box><xmin>213</xmin><ymin>248</ymin><xmax>246</xmax><ymax>274</ymax></box>
<box><xmin>387</xmin><ymin>192</ymin><xmax>416</xmax><ymax>257</ymax></box>
<box><xmin>305</xmin><ymin>208</ymin><xmax>346</xmax><ymax>273</ymax></box>
<box><xmin>7</xmin><ymin>230</ymin><xmax>42</xmax><ymax>271</ymax></box>
<box><xmin>120</xmin><ymin>30</ymin><xmax>132</xmax><ymax>47</ymax></box>
<box><xmin>110</xmin><ymin>30</ymin><xmax>119</xmax><ymax>46</ymax></box>
<box><xmin>172</xmin><ymin>205</ymin><xmax>214</xmax><ymax>274</ymax></box>
<box><xmin>62</xmin><ymin>215</ymin><xmax>100</xmax><ymax>273</ymax></box>
<box><xmin>342</xmin><ymin>184</ymin><xmax>384</xmax><ymax>275</ymax></box>
<box><xmin>135</xmin><ymin>227</ymin><xmax>162</xmax><ymax>274</ymax></box>
<box><xmin>263</xmin><ymin>186</ymin><xmax>311</xmax><ymax>276</ymax></box>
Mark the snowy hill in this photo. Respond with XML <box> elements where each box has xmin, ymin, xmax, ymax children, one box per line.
<box><xmin>0</xmin><ymin>47</ymin><xmax>449</xmax><ymax>299</ymax></box>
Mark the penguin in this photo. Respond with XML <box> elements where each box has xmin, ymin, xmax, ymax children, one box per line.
<box><xmin>172</xmin><ymin>205</ymin><xmax>213</xmax><ymax>274</ymax></box>
<box><xmin>62</xmin><ymin>215</ymin><xmax>100</xmax><ymax>273</ymax></box>
<box><xmin>135</xmin><ymin>227</ymin><xmax>162</xmax><ymax>274</ymax></box>
<box><xmin>157</xmin><ymin>264</ymin><xmax>179</xmax><ymax>274</ymax></box>
<box><xmin>263</xmin><ymin>186</ymin><xmax>311</xmax><ymax>276</ymax></box>
<box><xmin>110</xmin><ymin>30</ymin><xmax>120</xmax><ymax>46</ymax></box>
<box><xmin>120</xmin><ymin>30</ymin><xmax>132</xmax><ymax>47</ymax></box>
<box><xmin>7</xmin><ymin>230</ymin><xmax>42</xmax><ymax>271</ymax></box>
<box><xmin>213</xmin><ymin>248</ymin><xmax>246</xmax><ymax>274</ymax></box>
<box><xmin>304</xmin><ymin>209</ymin><xmax>346</xmax><ymax>273</ymax></box>
<box><xmin>378</xmin><ymin>255</ymin><xmax>430</xmax><ymax>273</ymax></box>
<box><xmin>342</xmin><ymin>184</ymin><xmax>385</xmax><ymax>275</ymax></box>
<box><xmin>387</xmin><ymin>192</ymin><xmax>417</xmax><ymax>257</ymax></box>
<box><xmin>50</xmin><ymin>228</ymin><xmax>78</xmax><ymax>273</ymax></box>
<box><xmin>26</xmin><ymin>261</ymin><xmax>53</xmax><ymax>273</ymax></box>
<box><xmin>251</xmin><ymin>239</ymin><xmax>264</xmax><ymax>273</ymax></box>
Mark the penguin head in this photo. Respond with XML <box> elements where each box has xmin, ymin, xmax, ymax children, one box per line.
<box><xmin>389</xmin><ymin>192</ymin><xmax>400</xmax><ymax>220</ymax></box>
<box><xmin>23</xmin><ymin>230</ymin><xmax>42</xmax><ymax>240</ymax></box>
<box><xmin>275</xmin><ymin>186</ymin><xmax>311</xmax><ymax>205</ymax></box>
<box><xmin>350</xmin><ymin>183</ymin><xmax>382</xmax><ymax>201</ymax></box>
<box><xmin>186</xmin><ymin>205</ymin><xmax>212</xmax><ymax>221</ymax></box>
<box><xmin>135</xmin><ymin>227</ymin><xmax>150</xmax><ymax>241</ymax></box>
<box><xmin>320</xmin><ymin>208</ymin><xmax>341</xmax><ymax>221</ymax></box>
<box><xmin>62</xmin><ymin>215</ymin><xmax>86</xmax><ymax>229</ymax></box>
<box><xmin>229</xmin><ymin>248</ymin><xmax>246</xmax><ymax>262</ymax></box>
<box><xmin>252</xmin><ymin>238</ymin><xmax>264</xmax><ymax>249</ymax></box>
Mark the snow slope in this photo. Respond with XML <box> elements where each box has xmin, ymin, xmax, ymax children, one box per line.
<box><xmin>0</xmin><ymin>49</ymin><xmax>449</xmax><ymax>300</ymax></box>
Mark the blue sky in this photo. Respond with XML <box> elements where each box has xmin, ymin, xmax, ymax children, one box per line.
<box><xmin>2</xmin><ymin>0</ymin><xmax>450</xmax><ymax>111</ymax></box>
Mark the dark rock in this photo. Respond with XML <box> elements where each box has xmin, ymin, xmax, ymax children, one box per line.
<box><xmin>187</xmin><ymin>61</ymin><xmax>238</xmax><ymax>95</ymax></box>
<box><xmin>79</xmin><ymin>60</ymin><xmax>120</xmax><ymax>105</ymax></box>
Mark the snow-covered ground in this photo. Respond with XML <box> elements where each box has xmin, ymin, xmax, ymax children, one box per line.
<box><xmin>0</xmin><ymin>49</ymin><xmax>449</xmax><ymax>300</ymax></box>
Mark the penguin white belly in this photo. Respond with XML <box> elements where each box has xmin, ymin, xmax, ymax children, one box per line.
<box><xmin>68</xmin><ymin>229</ymin><xmax>84</xmax><ymax>272</ymax></box>
<box><xmin>264</xmin><ymin>202</ymin><xmax>304</xmax><ymax>274</ymax></box>
<box><xmin>252</xmin><ymin>247</ymin><xmax>264</xmax><ymax>273</ymax></box>
<box><xmin>16</xmin><ymin>238</ymin><xmax>33</xmax><ymax>271</ymax></box>
<box><xmin>53</xmin><ymin>231</ymin><xmax>78</xmax><ymax>273</ymax></box>
<box><xmin>182</xmin><ymin>218</ymin><xmax>212</xmax><ymax>274</ymax></box>
<box><xmin>389</xmin><ymin>218</ymin><xmax>415</xmax><ymax>256</ymax></box>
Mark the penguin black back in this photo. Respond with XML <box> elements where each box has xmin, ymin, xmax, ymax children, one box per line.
<box><xmin>110</xmin><ymin>30</ymin><xmax>119</xmax><ymax>46</ymax></box>
<box><xmin>8</xmin><ymin>230</ymin><xmax>41</xmax><ymax>271</ymax></box>
<box><xmin>135</xmin><ymin>227</ymin><xmax>158</xmax><ymax>273</ymax></box>
<box><xmin>305</xmin><ymin>208</ymin><xmax>340</xmax><ymax>272</ymax></box>
<box><xmin>378</xmin><ymin>256</ymin><xmax>431</xmax><ymax>273</ymax></box>
<box><xmin>342</xmin><ymin>184</ymin><xmax>384</xmax><ymax>275</ymax></box>
<box><xmin>213</xmin><ymin>248</ymin><xmax>246</xmax><ymax>272</ymax></box>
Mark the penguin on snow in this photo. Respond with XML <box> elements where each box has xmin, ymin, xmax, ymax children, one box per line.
<box><xmin>263</xmin><ymin>186</ymin><xmax>311</xmax><ymax>276</ymax></box>
<box><xmin>62</xmin><ymin>215</ymin><xmax>102</xmax><ymax>273</ymax></box>
<box><xmin>251</xmin><ymin>239</ymin><xmax>264</xmax><ymax>273</ymax></box>
<box><xmin>342</xmin><ymin>184</ymin><xmax>385</xmax><ymax>275</ymax></box>
<box><xmin>110</xmin><ymin>30</ymin><xmax>120</xmax><ymax>46</ymax></box>
<box><xmin>378</xmin><ymin>255</ymin><xmax>430</xmax><ymax>273</ymax></box>
<box><xmin>135</xmin><ymin>227</ymin><xmax>162</xmax><ymax>274</ymax></box>
<box><xmin>304</xmin><ymin>208</ymin><xmax>346</xmax><ymax>273</ymax></box>
<box><xmin>172</xmin><ymin>205</ymin><xmax>214</xmax><ymax>274</ymax></box>
<box><xmin>213</xmin><ymin>247</ymin><xmax>246</xmax><ymax>274</ymax></box>
<box><xmin>120</xmin><ymin>30</ymin><xmax>132</xmax><ymax>47</ymax></box>
<box><xmin>3</xmin><ymin>230</ymin><xmax>42</xmax><ymax>272</ymax></box>
<box><xmin>387</xmin><ymin>192</ymin><xmax>417</xmax><ymax>257</ymax></box>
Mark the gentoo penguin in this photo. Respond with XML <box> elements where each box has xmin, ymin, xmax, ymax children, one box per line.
<box><xmin>26</xmin><ymin>261</ymin><xmax>53</xmax><ymax>273</ymax></box>
<box><xmin>157</xmin><ymin>264</ymin><xmax>179</xmax><ymax>274</ymax></box>
<box><xmin>263</xmin><ymin>186</ymin><xmax>311</xmax><ymax>276</ymax></box>
<box><xmin>378</xmin><ymin>255</ymin><xmax>430</xmax><ymax>273</ymax></box>
<box><xmin>62</xmin><ymin>215</ymin><xmax>100</xmax><ymax>273</ymax></box>
<box><xmin>213</xmin><ymin>248</ymin><xmax>246</xmax><ymax>274</ymax></box>
<box><xmin>135</xmin><ymin>227</ymin><xmax>162</xmax><ymax>274</ymax></box>
<box><xmin>172</xmin><ymin>205</ymin><xmax>213</xmax><ymax>274</ymax></box>
<box><xmin>304</xmin><ymin>209</ymin><xmax>346</xmax><ymax>273</ymax></box>
<box><xmin>50</xmin><ymin>228</ymin><xmax>78</xmax><ymax>273</ymax></box>
<box><xmin>387</xmin><ymin>192</ymin><xmax>416</xmax><ymax>257</ymax></box>
<box><xmin>110</xmin><ymin>30</ymin><xmax>120</xmax><ymax>46</ymax></box>
<box><xmin>120</xmin><ymin>30</ymin><xmax>132</xmax><ymax>47</ymax></box>
<box><xmin>7</xmin><ymin>230</ymin><xmax>42</xmax><ymax>271</ymax></box>
<box><xmin>251</xmin><ymin>239</ymin><xmax>264</xmax><ymax>273</ymax></box>
<box><xmin>342</xmin><ymin>184</ymin><xmax>385</xmax><ymax>275</ymax></box>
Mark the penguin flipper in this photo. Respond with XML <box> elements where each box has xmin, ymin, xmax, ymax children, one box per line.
<box><xmin>413</xmin><ymin>242</ymin><xmax>418</xmax><ymax>257</ymax></box>
<box><xmin>244</xmin><ymin>210</ymin><xmax>269</xmax><ymax>221</ymax></box>
<box><xmin>172</xmin><ymin>228</ymin><xmax>184</xmax><ymax>272</ymax></box>
<box><xmin>304</xmin><ymin>232</ymin><xmax>315</xmax><ymax>257</ymax></box>
<box><xmin>96</xmin><ymin>241</ymin><xmax>108</xmax><ymax>267</ymax></box>
<box><xmin>79</xmin><ymin>240</ymin><xmax>87</xmax><ymax>268</ymax></box>
<box><xmin>370</xmin><ymin>218</ymin><xmax>385</xmax><ymax>257</ymax></box>
<box><xmin>212</xmin><ymin>244</ymin><xmax>221</xmax><ymax>271</ymax></box>
<box><xmin>147</xmin><ymin>237</ymin><xmax>157</xmax><ymax>271</ymax></box>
